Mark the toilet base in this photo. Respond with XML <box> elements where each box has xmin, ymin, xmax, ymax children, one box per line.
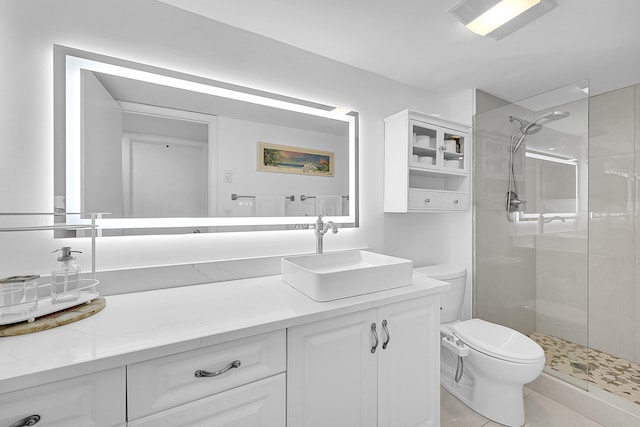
<box><xmin>441</xmin><ymin>375</ymin><xmax>525</xmax><ymax>427</ymax></box>
<box><xmin>441</xmin><ymin>347</ymin><xmax>532</xmax><ymax>427</ymax></box>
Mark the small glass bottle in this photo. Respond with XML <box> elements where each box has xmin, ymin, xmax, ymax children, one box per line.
<box><xmin>51</xmin><ymin>247</ymin><xmax>82</xmax><ymax>303</ymax></box>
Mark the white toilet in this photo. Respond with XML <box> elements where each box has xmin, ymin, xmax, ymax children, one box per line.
<box><xmin>414</xmin><ymin>264</ymin><xmax>545</xmax><ymax>427</ymax></box>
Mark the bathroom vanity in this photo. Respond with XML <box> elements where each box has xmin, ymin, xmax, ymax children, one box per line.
<box><xmin>0</xmin><ymin>273</ymin><xmax>447</xmax><ymax>427</ymax></box>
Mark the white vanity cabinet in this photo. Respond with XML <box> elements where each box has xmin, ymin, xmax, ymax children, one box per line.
<box><xmin>385</xmin><ymin>109</ymin><xmax>471</xmax><ymax>212</ymax></box>
<box><xmin>287</xmin><ymin>295</ymin><xmax>441</xmax><ymax>427</ymax></box>
<box><xmin>0</xmin><ymin>367</ymin><xmax>126</xmax><ymax>427</ymax></box>
<box><xmin>127</xmin><ymin>330</ymin><xmax>286</xmax><ymax>426</ymax></box>
<box><xmin>128</xmin><ymin>374</ymin><xmax>285</xmax><ymax>427</ymax></box>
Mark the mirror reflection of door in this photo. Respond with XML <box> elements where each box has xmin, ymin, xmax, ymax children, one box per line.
<box><xmin>82</xmin><ymin>69</ymin><xmax>217</xmax><ymax>229</ymax></box>
<box><xmin>123</xmin><ymin>133</ymin><xmax>207</xmax><ymax>218</ymax></box>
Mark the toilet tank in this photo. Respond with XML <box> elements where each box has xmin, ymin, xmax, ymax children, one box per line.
<box><xmin>414</xmin><ymin>264</ymin><xmax>467</xmax><ymax>323</ymax></box>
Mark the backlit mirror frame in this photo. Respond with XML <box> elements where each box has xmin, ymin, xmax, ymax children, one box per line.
<box><xmin>521</xmin><ymin>149</ymin><xmax>579</xmax><ymax>219</ymax></box>
<box><xmin>54</xmin><ymin>45</ymin><xmax>358</xmax><ymax>232</ymax></box>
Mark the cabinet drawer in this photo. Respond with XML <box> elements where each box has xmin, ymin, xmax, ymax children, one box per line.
<box><xmin>409</xmin><ymin>190</ymin><xmax>467</xmax><ymax>211</ymax></box>
<box><xmin>127</xmin><ymin>330</ymin><xmax>286</xmax><ymax>420</ymax></box>
<box><xmin>128</xmin><ymin>373</ymin><xmax>286</xmax><ymax>427</ymax></box>
<box><xmin>0</xmin><ymin>368</ymin><xmax>125</xmax><ymax>427</ymax></box>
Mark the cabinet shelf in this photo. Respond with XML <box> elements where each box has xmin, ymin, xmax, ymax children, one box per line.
<box><xmin>408</xmin><ymin>165</ymin><xmax>468</xmax><ymax>177</ymax></box>
<box><xmin>385</xmin><ymin>110</ymin><xmax>471</xmax><ymax>212</ymax></box>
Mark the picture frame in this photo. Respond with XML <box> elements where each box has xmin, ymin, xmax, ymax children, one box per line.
<box><xmin>257</xmin><ymin>142</ymin><xmax>334</xmax><ymax>177</ymax></box>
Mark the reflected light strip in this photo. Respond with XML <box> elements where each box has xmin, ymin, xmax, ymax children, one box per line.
<box><xmin>65</xmin><ymin>55</ymin><xmax>356</xmax><ymax>228</ymax></box>
<box><xmin>466</xmin><ymin>0</ymin><xmax>540</xmax><ymax>36</ymax></box>
<box><xmin>525</xmin><ymin>151</ymin><xmax>577</xmax><ymax>166</ymax></box>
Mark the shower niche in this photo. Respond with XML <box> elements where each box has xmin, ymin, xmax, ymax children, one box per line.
<box><xmin>384</xmin><ymin>110</ymin><xmax>470</xmax><ymax>212</ymax></box>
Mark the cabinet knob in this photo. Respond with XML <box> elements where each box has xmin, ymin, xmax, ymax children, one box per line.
<box><xmin>453</xmin><ymin>199</ymin><xmax>459</xmax><ymax>204</ymax></box>
<box><xmin>424</xmin><ymin>198</ymin><xmax>430</xmax><ymax>205</ymax></box>
<box><xmin>195</xmin><ymin>360</ymin><xmax>241</xmax><ymax>378</ymax></box>
<box><xmin>9</xmin><ymin>415</ymin><xmax>40</xmax><ymax>427</ymax></box>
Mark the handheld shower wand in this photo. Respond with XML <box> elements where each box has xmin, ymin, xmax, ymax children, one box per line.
<box><xmin>505</xmin><ymin>110</ymin><xmax>570</xmax><ymax>219</ymax></box>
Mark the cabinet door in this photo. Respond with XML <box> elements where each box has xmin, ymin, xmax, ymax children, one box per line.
<box><xmin>441</xmin><ymin>127</ymin><xmax>468</xmax><ymax>174</ymax></box>
<box><xmin>0</xmin><ymin>368</ymin><xmax>126</xmax><ymax>427</ymax></box>
<box><xmin>128</xmin><ymin>373</ymin><xmax>285</xmax><ymax>427</ymax></box>
<box><xmin>287</xmin><ymin>309</ymin><xmax>378</xmax><ymax>427</ymax></box>
<box><xmin>377</xmin><ymin>295</ymin><xmax>440</xmax><ymax>427</ymax></box>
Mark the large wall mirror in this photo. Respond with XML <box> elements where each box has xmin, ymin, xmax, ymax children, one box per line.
<box><xmin>54</xmin><ymin>46</ymin><xmax>358</xmax><ymax>235</ymax></box>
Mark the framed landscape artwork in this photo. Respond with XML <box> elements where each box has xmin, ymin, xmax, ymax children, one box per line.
<box><xmin>257</xmin><ymin>142</ymin><xmax>334</xmax><ymax>177</ymax></box>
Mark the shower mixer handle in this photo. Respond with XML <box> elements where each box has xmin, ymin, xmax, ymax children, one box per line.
<box><xmin>505</xmin><ymin>191</ymin><xmax>526</xmax><ymax>213</ymax></box>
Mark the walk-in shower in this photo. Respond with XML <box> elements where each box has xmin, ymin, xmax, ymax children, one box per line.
<box><xmin>474</xmin><ymin>81</ymin><xmax>640</xmax><ymax>421</ymax></box>
<box><xmin>505</xmin><ymin>110</ymin><xmax>570</xmax><ymax>219</ymax></box>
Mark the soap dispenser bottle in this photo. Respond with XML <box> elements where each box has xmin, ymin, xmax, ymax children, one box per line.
<box><xmin>51</xmin><ymin>247</ymin><xmax>82</xmax><ymax>303</ymax></box>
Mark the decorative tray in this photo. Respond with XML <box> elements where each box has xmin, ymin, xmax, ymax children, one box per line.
<box><xmin>0</xmin><ymin>279</ymin><xmax>99</xmax><ymax>326</ymax></box>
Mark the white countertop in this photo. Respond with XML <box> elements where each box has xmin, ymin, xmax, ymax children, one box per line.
<box><xmin>0</xmin><ymin>273</ymin><xmax>448</xmax><ymax>394</ymax></box>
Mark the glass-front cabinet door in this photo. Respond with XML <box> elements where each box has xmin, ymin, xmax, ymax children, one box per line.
<box><xmin>409</xmin><ymin>120</ymin><xmax>467</xmax><ymax>174</ymax></box>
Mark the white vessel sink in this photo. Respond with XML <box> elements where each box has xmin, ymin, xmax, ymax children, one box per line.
<box><xmin>281</xmin><ymin>250</ymin><xmax>413</xmax><ymax>301</ymax></box>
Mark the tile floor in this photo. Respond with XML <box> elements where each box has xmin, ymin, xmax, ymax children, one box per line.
<box><xmin>530</xmin><ymin>332</ymin><xmax>640</xmax><ymax>405</ymax></box>
<box><xmin>441</xmin><ymin>387</ymin><xmax>604</xmax><ymax>426</ymax></box>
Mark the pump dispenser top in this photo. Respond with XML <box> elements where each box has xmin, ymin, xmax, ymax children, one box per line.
<box><xmin>54</xmin><ymin>247</ymin><xmax>81</xmax><ymax>262</ymax></box>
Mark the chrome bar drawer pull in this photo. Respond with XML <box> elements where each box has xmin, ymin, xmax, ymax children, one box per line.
<box><xmin>382</xmin><ymin>319</ymin><xmax>390</xmax><ymax>350</ymax></box>
<box><xmin>195</xmin><ymin>360</ymin><xmax>241</xmax><ymax>378</ymax></box>
<box><xmin>9</xmin><ymin>415</ymin><xmax>41</xmax><ymax>427</ymax></box>
<box><xmin>371</xmin><ymin>323</ymin><xmax>379</xmax><ymax>354</ymax></box>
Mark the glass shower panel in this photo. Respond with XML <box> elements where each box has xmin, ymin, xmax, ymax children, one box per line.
<box><xmin>474</xmin><ymin>81</ymin><xmax>589</xmax><ymax>390</ymax></box>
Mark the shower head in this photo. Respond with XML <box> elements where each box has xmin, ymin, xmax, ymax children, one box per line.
<box><xmin>524</xmin><ymin>110</ymin><xmax>570</xmax><ymax>134</ymax></box>
<box><xmin>509</xmin><ymin>116</ymin><xmax>542</xmax><ymax>137</ymax></box>
<box><xmin>509</xmin><ymin>110</ymin><xmax>570</xmax><ymax>153</ymax></box>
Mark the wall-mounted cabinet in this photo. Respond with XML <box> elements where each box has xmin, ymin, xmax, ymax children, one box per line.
<box><xmin>384</xmin><ymin>110</ymin><xmax>471</xmax><ymax>212</ymax></box>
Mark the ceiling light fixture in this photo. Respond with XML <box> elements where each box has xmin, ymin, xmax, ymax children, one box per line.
<box><xmin>449</xmin><ymin>0</ymin><xmax>558</xmax><ymax>40</ymax></box>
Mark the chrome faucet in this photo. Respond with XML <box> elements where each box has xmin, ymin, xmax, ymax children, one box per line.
<box><xmin>313</xmin><ymin>215</ymin><xmax>338</xmax><ymax>254</ymax></box>
<box><xmin>538</xmin><ymin>214</ymin><xmax>566</xmax><ymax>234</ymax></box>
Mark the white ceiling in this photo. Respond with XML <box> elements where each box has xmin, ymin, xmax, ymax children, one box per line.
<box><xmin>157</xmin><ymin>0</ymin><xmax>640</xmax><ymax>103</ymax></box>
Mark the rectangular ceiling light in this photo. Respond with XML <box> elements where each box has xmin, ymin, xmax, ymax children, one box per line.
<box><xmin>449</xmin><ymin>0</ymin><xmax>558</xmax><ymax>39</ymax></box>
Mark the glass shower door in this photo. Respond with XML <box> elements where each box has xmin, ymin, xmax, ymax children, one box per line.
<box><xmin>474</xmin><ymin>81</ymin><xmax>589</xmax><ymax>390</ymax></box>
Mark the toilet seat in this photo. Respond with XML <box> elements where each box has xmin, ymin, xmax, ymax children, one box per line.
<box><xmin>452</xmin><ymin>319</ymin><xmax>545</xmax><ymax>364</ymax></box>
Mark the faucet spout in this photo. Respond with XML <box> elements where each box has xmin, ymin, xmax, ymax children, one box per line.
<box><xmin>314</xmin><ymin>215</ymin><xmax>338</xmax><ymax>254</ymax></box>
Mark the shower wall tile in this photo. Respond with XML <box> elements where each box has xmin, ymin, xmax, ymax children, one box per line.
<box><xmin>589</xmin><ymin>86</ymin><xmax>634</xmax><ymax>159</ymax></box>
<box><xmin>635</xmin><ymin>258</ymin><xmax>640</xmax><ymax>364</ymax></box>
<box><xmin>536</xmin><ymin>247</ymin><xmax>588</xmax><ymax>346</ymax></box>
<box><xmin>475</xmin><ymin>246</ymin><xmax>536</xmax><ymax>335</ymax></box>
<box><xmin>589</xmin><ymin>252</ymin><xmax>635</xmax><ymax>361</ymax></box>
<box><xmin>636</xmin><ymin>115</ymin><xmax>640</xmax><ymax>363</ymax></box>
<box><xmin>589</xmin><ymin>154</ymin><xmax>634</xmax><ymax>257</ymax></box>
<box><xmin>635</xmin><ymin>84</ymin><xmax>640</xmax><ymax>153</ymax></box>
<box><xmin>589</xmin><ymin>153</ymin><xmax>635</xmax><ymax>360</ymax></box>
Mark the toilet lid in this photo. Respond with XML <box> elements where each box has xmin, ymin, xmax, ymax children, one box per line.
<box><xmin>453</xmin><ymin>319</ymin><xmax>545</xmax><ymax>364</ymax></box>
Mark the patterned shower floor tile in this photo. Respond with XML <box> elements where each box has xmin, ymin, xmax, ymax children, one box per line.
<box><xmin>530</xmin><ymin>332</ymin><xmax>640</xmax><ymax>405</ymax></box>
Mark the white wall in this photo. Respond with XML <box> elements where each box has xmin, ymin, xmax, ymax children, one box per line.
<box><xmin>217</xmin><ymin>117</ymin><xmax>348</xmax><ymax>218</ymax></box>
<box><xmin>0</xmin><ymin>0</ymin><xmax>472</xmax><ymax>284</ymax></box>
